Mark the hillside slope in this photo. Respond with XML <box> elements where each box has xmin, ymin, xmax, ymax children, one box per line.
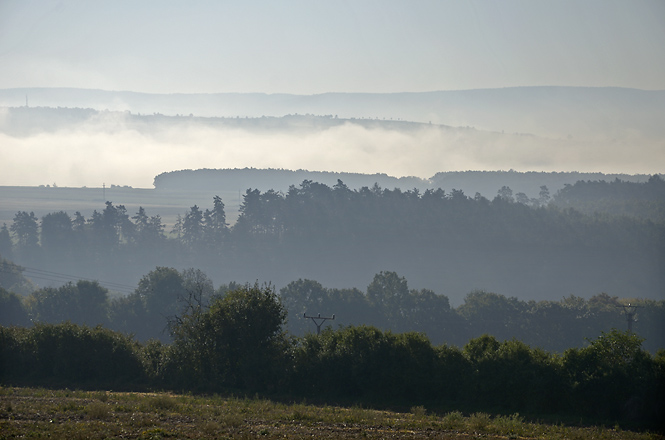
<box><xmin>2</xmin><ymin>86</ymin><xmax>663</xmax><ymax>140</ymax></box>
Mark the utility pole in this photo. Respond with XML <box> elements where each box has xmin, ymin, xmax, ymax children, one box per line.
<box><xmin>616</xmin><ymin>304</ymin><xmax>641</xmax><ymax>333</ymax></box>
<box><xmin>304</xmin><ymin>313</ymin><xmax>335</xmax><ymax>335</ymax></box>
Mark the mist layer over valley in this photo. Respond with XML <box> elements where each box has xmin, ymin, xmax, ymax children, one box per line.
<box><xmin>1</xmin><ymin>87</ymin><xmax>664</xmax><ymax>188</ymax></box>
<box><xmin>1</xmin><ymin>87</ymin><xmax>663</xmax><ymax>356</ymax></box>
<box><xmin>3</xmin><ymin>3</ymin><xmax>665</xmax><ymax>431</ymax></box>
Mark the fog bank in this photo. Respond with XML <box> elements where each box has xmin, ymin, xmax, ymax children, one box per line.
<box><xmin>1</xmin><ymin>110</ymin><xmax>662</xmax><ymax>188</ymax></box>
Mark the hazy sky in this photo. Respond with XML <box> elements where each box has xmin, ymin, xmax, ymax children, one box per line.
<box><xmin>1</xmin><ymin>1</ymin><xmax>664</xmax><ymax>188</ymax></box>
<box><xmin>1</xmin><ymin>0</ymin><xmax>664</xmax><ymax>94</ymax></box>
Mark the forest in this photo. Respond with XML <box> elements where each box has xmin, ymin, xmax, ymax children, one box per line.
<box><xmin>1</xmin><ymin>175</ymin><xmax>663</xmax><ymax>303</ymax></box>
<box><xmin>1</xmin><ymin>176</ymin><xmax>664</xmax><ymax>429</ymax></box>
<box><xmin>1</xmin><ymin>176</ymin><xmax>663</xmax><ymax>352</ymax></box>
<box><xmin>2</xmin><ymin>266</ymin><xmax>664</xmax><ymax>353</ymax></box>
<box><xmin>153</xmin><ymin>167</ymin><xmax>657</xmax><ymax>204</ymax></box>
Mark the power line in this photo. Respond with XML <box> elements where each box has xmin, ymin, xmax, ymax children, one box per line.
<box><xmin>0</xmin><ymin>265</ymin><xmax>136</xmax><ymax>294</ymax></box>
<box><xmin>20</xmin><ymin>267</ymin><xmax>136</xmax><ymax>291</ymax></box>
<box><xmin>21</xmin><ymin>274</ymin><xmax>133</xmax><ymax>295</ymax></box>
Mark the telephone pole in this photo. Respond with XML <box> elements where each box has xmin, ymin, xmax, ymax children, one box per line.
<box><xmin>616</xmin><ymin>304</ymin><xmax>641</xmax><ymax>333</ymax></box>
<box><xmin>304</xmin><ymin>313</ymin><xmax>335</xmax><ymax>335</ymax></box>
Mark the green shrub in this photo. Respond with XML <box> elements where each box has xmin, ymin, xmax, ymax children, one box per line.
<box><xmin>440</xmin><ymin>411</ymin><xmax>464</xmax><ymax>430</ymax></box>
<box><xmin>410</xmin><ymin>405</ymin><xmax>427</xmax><ymax>418</ymax></box>
<box><xmin>144</xmin><ymin>395</ymin><xmax>178</xmax><ymax>412</ymax></box>
<box><xmin>86</xmin><ymin>401</ymin><xmax>111</xmax><ymax>420</ymax></box>
<box><xmin>2</xmin><ymin>322</ymin><xmax>144</xmax><ymax>387</ymax></box>
<box><xmin>469</xmin><ymin>412</ymin><xmax>491</xmax><ymax>431</ymax></box>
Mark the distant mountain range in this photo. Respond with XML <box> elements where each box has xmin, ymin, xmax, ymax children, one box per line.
<box><xmin>2</xmin><ymin>86</ymin><xmax>664</xmax><ymax>141</ymax></box>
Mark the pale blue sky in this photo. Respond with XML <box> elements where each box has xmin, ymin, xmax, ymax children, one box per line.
<box><xmin>1</xmin><ymin>0</ymin><xmax>664</xmax><ymax>94</ymax></box>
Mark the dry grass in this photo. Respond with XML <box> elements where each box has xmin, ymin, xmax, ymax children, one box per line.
<box><xmin>86</xmin><ymin>401</ymin><xmax>111</xmax><ymax>420</ymax></box>
<box><xmin>0</xmin><ymin>386</ymin><xmax>660</xmax><ymax>440</ymax></box>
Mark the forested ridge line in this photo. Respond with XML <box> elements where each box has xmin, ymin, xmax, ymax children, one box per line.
<box><xmin>154</xmin><ymin>167</ymin><xmax>660</xmax><ymax>203</ymax></box>
<box><xmin>3</xmin><ymin>86</ymin><xmax>664</xmax><ymax>137</ymax></box>
<box><xmin>2</xmin><ymin>176</ymin><xmax>664</xmax><ymax>304</ymax></box>
<box><xmin>551</xmin><ymin>175</ymin><xmax>665</xmax><ymax>222</ymax></box>
<box><xmin>1</xmin><ymin>283</ymin><xmax>664</xmax><ymax>431</ymax></box>
<box><xmin>2</xmin><ymin>104</ymin><xmax>660</xmax><ymax>195</ymax></box>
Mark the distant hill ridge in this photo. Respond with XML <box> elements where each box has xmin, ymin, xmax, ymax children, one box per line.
<box><xmin>2</xmin><ymin>86</ymin><xmax>664</xmax><ymax>139</ymax></box>
<box><xmin>154</xmin><ymin>168</ymin><xmax>655</xmax><ymax>200</ymax></box>
<box><xmin>0</xmin><ymin>106</ymin><xmax>438</xmax><ymax>138</ymax></box>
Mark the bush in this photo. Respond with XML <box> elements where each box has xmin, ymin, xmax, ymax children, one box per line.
<box><xmin>86</xmin><ymin>401</ymin><xmax>111</xmax><ymax>420</ymax></box>
<box><xmin>168</xmin><ymin>282</ymin><xmax>289</xmax><ymax>391</ymax></box>
<box><xmin>463</xmin><ymin>335</ymin><xmax>566</xmax><ymax>412</ymax></box>
<box><xmin>0</xmin><ymin>326</ymin><xmax>30</xmax><ymax>381</ymax></box>
<box><xmin>293</xmin><ymin>325</ymin><xmax>441</xmax><ymax>401</ymax></box>
<box><xmin>563</xmin><ymin>329</ymin><xmax>661</xmax><ymax>423</ymax></box>
<box><xmin>1</xmin><ymin>322</ymin><xmax>144</xmax><ymax>388</ymax></box>
<box><xmin>0</xmin><ymin>288</ymin><xmax>29</xmax><ymax>326</ymax></box>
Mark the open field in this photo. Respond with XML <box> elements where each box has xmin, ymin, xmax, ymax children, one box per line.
<box><xmin>0</xmin><ymin>186</ymin><xmax>242</xmax><ymax>230</ymax></box>
<box><xmin>0</xmin><ymin>387</ymin><xmax>660</xmax><ymax>440</ymax></box>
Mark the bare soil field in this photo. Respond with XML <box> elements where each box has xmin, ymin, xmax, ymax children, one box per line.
<box><xmin>0</xmin><ymin>387</ymin><xmax>659</xmax><ymax>440</ymax></box>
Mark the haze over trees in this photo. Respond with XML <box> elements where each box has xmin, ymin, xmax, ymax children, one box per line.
<box><xmin>2</xmin><ymin>264</ymin><xmax>663</xmax><ymax>353</ymax></box>
<box><xmin>1</xmin><ymin>176</ymin><xmax>664</xmax><ymax>354</ymax></box>
<box><xmin>2</xmin><ymin>4</ymin><xmax>664</xmax><ymax>432</ymax></box>
<box><xmin>2</xmin><ymin>92</ymin><xmax>663</xmax><ymax>188</ymax></box>
<box><xmin>1</xmin><ymin>282</ymin><xmax>663</xmax><ymax>430</ymax></box>
<box><xmin>1</xmin><ymin>175</ymin><xmax>663</xmax><ymax>429</ymax></box>
<box><xmin>1</xmin><ymin>175</ymin><xmax>663</xmax><ymax>305</ymax></box>
<box><xmin>2</xmin><ymin>87</ymin><xmax>664</xmax><ymax>142</ymax></box>
<box><xmin>153</xmin><ymin>167</ymin><xmax>656</xmax><ymax>202</ymax></box>
<box><xmin>551</xmin><ymin>175</ymin><xmax>665</xmax><ymax>222</ymax></box>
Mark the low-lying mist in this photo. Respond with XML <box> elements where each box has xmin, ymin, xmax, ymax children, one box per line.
<box><xmin>1</xmin><ymin>110</ymin><xmax>662</xmax><ymax>188</ymax></box>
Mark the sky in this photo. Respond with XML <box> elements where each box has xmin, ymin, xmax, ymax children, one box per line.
<box><xmin>1</xmin><ymin>0</ymin><xmax>664</xmax><ymax>94</ymax></box>
<box><xmin>0</xmin><ymin>0</ymin><xmax>664</xmax><ymax>188</ymax></box>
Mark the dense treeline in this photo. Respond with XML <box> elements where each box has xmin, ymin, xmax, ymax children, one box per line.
<box><xmin>153</xmin><ymin>168</ymin><xmax>657</xmax><ymax>198</ymax></box>
<box><xmin>153</xmin><ymin>167</ymin><xmax>427</xmax><ymax>194</ymax></box>
<box><xmin>2</xmin><ymin>177</ymin><xmax>664</xmax><ymax>351</ymax></box>
<box><xmin>1</xmin><ymin>284</ymin><xmax>664</xmax><ymax>429</ymax></box>
<box><xmin>2</xmin><ymin>267</ymin><xmax>663</xmax><ymax>353</ymax></box>
<box><xmin>2</xmin><ymin>177</ymin><xmax>664</xmax><ymax>303</ymax></box>
<box><xmin>427</xmin><ymin>170</ymin><xmax>659</xmax><ymax>205</ymax></box>
<box><xmin>551</xmin><ymin>175</ymin><xmax>665</xmax><ymax>223</ymax></box>
<box><xmin>281</xmin><ymin>273</ymin><xmax>665</xmax><ymax>353</ymax></box>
